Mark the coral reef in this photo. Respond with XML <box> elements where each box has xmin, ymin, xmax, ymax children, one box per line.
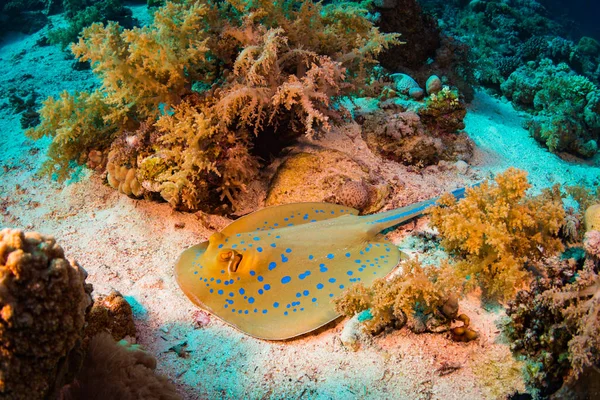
<box><xmin>501</xmin><ymin>59</ymin><xmax>600</xmax><ymax>157</ymax></box>
<box><xmin>0</xmin><ymin>228</ymin><xmax>93</xmax><ymax>400</ymax></box>
<box><xmin>428</xmin><ymin>168</ymin><xmax>565</xmax><ymax>300</ymax></box>
<box><xmin>59</xmin><ymin>333</ymin><xmax>181</xmax><ymax>400</ymax></box>
<box><xmin>334</xmin><ymin>258</ymin><xmax>463</xmax><ymax>335</ymax></box>
<box><xmin>375</xmin><ymin>0</ymin><xmax>440</xmax><ymax>70</ymax></box>
<box><xmin>362</xmin><ymin>88</ymin><xmax>472</xmax><ymax>168</ymax></box>
<box><xmin>28</xmin><ymin>0</ymin><xmax>399</xmax><ymax>212</ymax></box>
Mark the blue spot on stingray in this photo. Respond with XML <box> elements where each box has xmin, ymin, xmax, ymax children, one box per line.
<box><xmin>268</xmin><ymin>262</ymin><xmax>277</xmax><ymax>271</ymax></box>
<box><xmin>345</xmin><ymin>252</ymin><xmax>351</xmax><ymax>257</ymax></box>
<box><xmin>285</xmin><ymin>248</ymin><xmax>292</xmax><ymax>253</ymax></box>
<box><xmin>308</xmin><ymin>254</ymin><xmax>314</xmax><ymax>260</ymax></box>
<box><xmin>303</xmin><ymin>290</ymin><xmax>309</xmax><ymax>296</ymax></box>
<box><xmin>250</xmin><ymin>270</ymin><xmax>256</xmax><ymax>276</ymax></box>
<box><xmin>347</xmin><ymin>271</ymin><xmax>354</xmax><ymax>276</ymax></box>
<box><xmin>312</xmin><ymin>298</ymin><xmax>317</xmax><ymax>302</ymax></box>
<box><xmin>262</xmin><ymin>309</ymin><xmax>267</xmax><ymax>314</ymax></box>
<box><xmin>296</xmin><ymin>292</ymin><xmax>302</xmax><ymax>298</ymax></box>
<box><xmin>245</xmin><ymin>310</ymin><xmax>249</xmax><ymax>314</ymax></box>
<box><xmin>319</xmin><ymin>264</ymin><xmax>328</xmax><ymax>272</ymax></box>
<box><xmin>274</xmin><ymin>223</ymin><xmax>279</xmax><ymax>227</ymax></box>
<box><xmin>258</xmin><ymin>276</ymin><xmax>264</xmax><ymax>282</ymax></box>
<box><xmin>284</xmin><ymin>218</ymin><xmax>288</xmax><ymax>221</ymax></box>
<box><xmin>329</xmin><ymin>278</ymin><xmax>336</xmax><ymax>283</ymax></box>
<box><xmin>317</xmin><ymin>283</ymin><xmax>324</xmax><ymax>289</ymax></box>
<box><xmin>270</xmin><ymin>243</ymin><xmax>276</xmax><ymax>248</ymax></box>
<box><xmin>232</xmin><ymin>244</ymin><xmax>238</xmax><ymax>249</ymax></box>
<box><xmin>339</xmin><ymin>284</ymin><xmax>345</xmax><ymax>289</ymax></box>
<box><xmin>355</xmin><ymin>259</ymin><xmax>361</xmax><ymax>263</ymax></box>
<box><xmin>194</xmin><ymin>271</ymin><xmax>198</xmax><ymax>275</ymax></box>
<box><xmin>216</xmin><ymin>279</ymin><xmax>222</xmax><ymax>284</ymax></box>
<box><xmin>284</xmin><ymin>311</ymin><xmax>289</xmax><ymax>315</ymax></box>
<box><xmin>239</xmin><ymin>288</ymin><xmax>245</xmax><ymax>295</ymax></box>
<box><xmin>257</xmin><ymin>247</ymin><xmax>263</xmax><ymax>252</ymax></box>
<box><xmin>264</xmin><ymin>284</ymin><xmax>271</xmax><ymax>290</ymax></box>
<box><xmin>209</xmin><ymin>289</ymin><xmax>214</xmax><ymax>293</ymax></box>
<box><xmin>327</xmin><ymin>253</ymin><xmax>334</xmax><ymax>259</ymax></box>
<box><xmin>229</xmin><ymin>292</ymin><xmax>234</xmax><ymax>297</ymax></box>
<box><xmin>299</xmin><ymin>270</ymin><xmax>311</xmax><ymax>279</ymax></box>
<box><xmin>221</xmin><ymin>270</ymin><xmax>225</xmax><ymax>274</ymax></box>
<box><xmin>224</xmin><ymin>304</ymin><xmax>228</xmax><ymax>309</ymax></box>
<box><xmin>303</xmin><ymin>213</ymin><xmax>309</xmax><ymax>220</ymax></box>
<box><xmin>226</xmin><ymin>299</ymin><xmax>233</xmax><ymax>304</ymax></box>
<box><xmin>218</xmin><ymin>244</ymin><xmax>224</xmax><ymax>249</ymax></box>
<box><xmin>253</xmin><ymin>236</ymin><xmax>260</xmax><ymax>241</ymax></box>
<box><xmin>248</xmin><ymin>297</ymin><xmax>255</xmax><ymax>304</ymax></box>
<box><xmin>329</xmin><ymin>294</ymin><xmax>334</xmax><ymax>298</ymax></box>
<box><xmin>276</xmin><ymin>235</ymin><xmax>281</xmax><ymax>239</ymax></box>
<box><xmin>281</xmin><ymin>254</ymin><xmax>289</xmax><ymax>262</ymax></box>
<box><xmin>224</xmin><ymin>281</ymin><xmax>229</xmax><ymax>286</ymax></box>
<box><xmin>292</xmin><ymin>301</ymin><xmax>300</xmax><ymax>306</ymax></box>
<box><xmin>258</xmin><ymin>289</ymin><xmax>264</xmax><ymax>295</ymax></box>
<box><xmin>281</xmin><ymin>276</ymin><xmax>291</xmax><ymax>284</ymax></box>
<box><xmin>273</xmin><ymin>302</ymin><xmax>279</xmax><ymax>308</ymax></box>
<box><xmin>218</xmin><ymin>290</ymin><xmax>224</xmax><ymax>295</ymax></box>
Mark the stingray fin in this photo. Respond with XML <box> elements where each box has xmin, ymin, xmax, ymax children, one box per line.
<box><xmin>222</xmin><ymin>202</ymin><xmax>359</xmax><ymax>236</ymax></box>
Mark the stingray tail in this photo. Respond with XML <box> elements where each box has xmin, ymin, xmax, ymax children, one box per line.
<box><xmin>361</xmin><ymin>186</ymin><xmax>470</xmax><ymax>233</ymax></box>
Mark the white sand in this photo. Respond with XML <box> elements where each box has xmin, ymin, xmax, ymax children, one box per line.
<box><xmin>3</xmin><ymin>14</ymin><xmax>597</xmax><ymax>400</ymax></box>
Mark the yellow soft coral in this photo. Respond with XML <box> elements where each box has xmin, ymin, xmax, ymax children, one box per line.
<box><xmin>334</xmin><ymin>259</ymin><xmax>462</xmax><ymax>334</ymax></box>
<box><xmin>25</xmin><ymin>90</ymin><xmax>118</xmax><ymax>182</ymax></box>
<box><xmin>71</xmin><ymin>1</ymin><xmax>211</xmax><ymax>123</ymax></box>
<box><xmin>429</xmin><ymin>168</ymin><xmax>566</xmax><ymax>300</ymax></box>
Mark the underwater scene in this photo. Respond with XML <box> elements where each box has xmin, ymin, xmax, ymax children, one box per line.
<box><xmin>1</xmin><ymin>0</ymin><xmax>600</xmax><ymax>399</ymax></box>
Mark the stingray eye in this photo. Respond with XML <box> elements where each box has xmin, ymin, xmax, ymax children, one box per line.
<box><xmin>218</xmin><ymin>250</ymin><xmax>233</xmax><ymax>261</ymax></box>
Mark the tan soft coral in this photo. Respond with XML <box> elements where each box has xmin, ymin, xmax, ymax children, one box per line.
<box><xmin>0</xmin><ymin>229</ymin><xmax>93</xmax><ymax>400</ymax></box>
<box><xmin>334</xmin><ymin>259</ymin><xmax>462</xmax><ymax>334</ymax></box>
<box><xmin>428</xmin><ymin>168</ymin><xmax>566</xmax><ymax>300</ymax></box>
<box><xmin>541</xmin><ymin>261</ymin><xmax>600</xmax><ymax>379</ymax></box>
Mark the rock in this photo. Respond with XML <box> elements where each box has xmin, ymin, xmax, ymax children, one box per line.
<box><xmin>426</xmin><ymin>75</ymin><xmax>443</xmax><ymax>95</ymax></box>
<box><xmin>391</xmin><ymin>73</ymin><xmax>420</xmax><ymax>95</ymax></box>
<box><xmin>409</xmin><ymin>87</ymin><xmax>425</xmax><ymax>100</ymax></box>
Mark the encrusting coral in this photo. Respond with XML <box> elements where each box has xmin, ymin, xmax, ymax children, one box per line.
<box><xmin>27</xmin><ymin>0</ymin><xmax>399</xmax><ymax>212</ymax></box>
<box><xmin>0</xmin><ymin>228</ymin><xmax>93</xmax><ymax>400</ymax></box>
<box><xmin>428</xmin><ymin>168</ymin><xmax>566</xmax><ymax>300</ymax></box>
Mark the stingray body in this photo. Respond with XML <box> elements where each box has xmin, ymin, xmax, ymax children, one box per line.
<box><xmin>175</xmin><ymin>188</ymin><xmax>466</xmax><ymax>340</ymax></box>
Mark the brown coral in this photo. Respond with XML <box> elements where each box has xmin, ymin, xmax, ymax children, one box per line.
<box><xmin>83</xmin><ymin>291</ymin><xmax>136</xmax><ymax>349</ymax></box>
<box><xmin>0</xmin><ymin>229</ymin><xmax>93</xmax><ymax>400</ymax></box>
<box><xmin>362</xmin><ymin>105</ymin><xmax>472</xmax><ymax>167</ymax></box>
<box><xmin>59</xmin><ymin>333</ymin><xmax>181</xmax><ymax>400</ymax></box>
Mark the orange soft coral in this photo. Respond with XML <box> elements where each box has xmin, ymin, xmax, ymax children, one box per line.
<box><xmin>428</xmin><ymin>168</ymin><xmax>566</xmax><ymax>300</ymax></box>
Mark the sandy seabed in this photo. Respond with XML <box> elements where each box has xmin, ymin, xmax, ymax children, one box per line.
<box><xmin>2</xmin><ymin>12</ymin><xmax>600</xmax><ymax>400</ymax></box>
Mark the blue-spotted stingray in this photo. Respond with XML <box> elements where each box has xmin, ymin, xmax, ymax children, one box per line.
<box><xmin>175</xmin><ymin>187</ymin><xmax>467</xmax><ymax>340</ymax></box>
